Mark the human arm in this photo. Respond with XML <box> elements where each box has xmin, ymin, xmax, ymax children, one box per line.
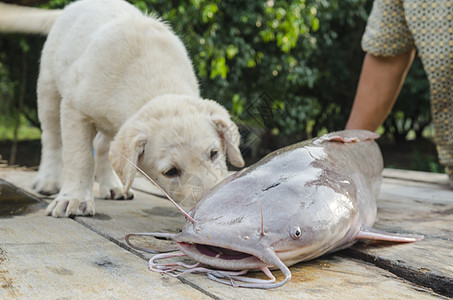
<box><xmin>345</xmin><ymin>49</ymin><xmax>416</xmax><ymax>131</ymax></box>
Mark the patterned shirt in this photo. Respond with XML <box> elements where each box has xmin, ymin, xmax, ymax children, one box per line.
<box><xmin>362</xmin><ymin>0</ymin><xmax>453</xmax><ymax>169</ymax></box>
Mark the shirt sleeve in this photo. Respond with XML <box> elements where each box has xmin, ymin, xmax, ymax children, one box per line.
<box><xmin>361</xmin><ymin>0</ymin><xmax>415</xmax><ymax>56</ymax></box>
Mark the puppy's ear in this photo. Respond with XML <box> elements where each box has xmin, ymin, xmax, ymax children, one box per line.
<box><xmin>211</xmin><ymin>116</ymin><xmax>245</xmax><ymax>168</ymax></box>
<box><xmin>201</xmin><ymin>99</ymin><xmax>244</xmax><ymax>167</ymax></box>
<box><xmin>110</xmin><ymin>132</ymin><xmax>148</xmax><ymax>193</ymax></box>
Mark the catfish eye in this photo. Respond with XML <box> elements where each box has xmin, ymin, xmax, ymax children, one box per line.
<box><xmin>163</xmin><ymin>167</ymin><xmax>179</xmax><ymax>178</ymax></box>
<box><xmin>210</xmin><ymin>149</ymin><xmax>219</xmax><ymax>161</ymax></box>
<box><xmin>290</xmin><ymin>226</ymin><xmax>302</xmax><ymax>239</ymax></box>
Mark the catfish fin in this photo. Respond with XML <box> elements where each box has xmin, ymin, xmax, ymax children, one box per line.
<box><xmin>325</xmin><ymin>136</ymin><xmax>360</xmax><ymax>143</ymax></box>
<box><xmin>319</xmin><ymin>130</ymin><xmax>380</xmax><ymax>144</ymax></box>
<box><xmin>356</xmin><ymin>226</ymin><xmax>424</xmax><ymax>242</ymax></box>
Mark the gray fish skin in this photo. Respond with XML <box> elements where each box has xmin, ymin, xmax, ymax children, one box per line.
<box><xmin>174</xmin><ymin>130</ymin><xmax>383</xmax><ymax>269</ymax></box>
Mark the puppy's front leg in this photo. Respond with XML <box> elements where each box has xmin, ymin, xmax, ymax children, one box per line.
<box><xmin>93</xmin><ymin>132</ymin><xmax>134</xmax><ymax>200</ymax></box>
<box><xmin>46</xmin><ymin>104</ymin><xmax>96</xmax><ymax>217</ymax></box>
<box><xmin>33</xmin><ymin>73</ymin><xmax>62</xmax><ymax>195</ymax></box>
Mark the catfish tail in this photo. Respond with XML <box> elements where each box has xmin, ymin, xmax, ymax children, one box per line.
<box><xmin>0</xmin><ymin>3</ymin><xmax>62</xmax><ymax>34</ymax></box>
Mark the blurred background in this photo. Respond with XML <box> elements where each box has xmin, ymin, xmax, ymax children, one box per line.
<box><xmin>0</xmin><ymin>0</ymin><xmax>441</xmax><ymax>173</ymax></box>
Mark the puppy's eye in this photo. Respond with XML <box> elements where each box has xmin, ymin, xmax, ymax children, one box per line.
<box><xmin>210</xmin><ymin>149</ymin><xmax>219</xmax><ymax>161</ymax></box>
<box><xmin>290</xmin><ymin>226</ymin><xmax>302</xmax><ymax>240</ymax></box>
<box><xmin>163</xmin><ymin>167</ymin><xmax>179</xmax><ymax>178</ymax></box>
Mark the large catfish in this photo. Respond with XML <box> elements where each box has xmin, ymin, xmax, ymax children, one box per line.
<box><xmin>126</xmin><ymin>130</ymin><xmax>423</xmax><ymax>288</ymax></box>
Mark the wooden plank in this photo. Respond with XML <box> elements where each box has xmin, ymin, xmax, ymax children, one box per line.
<box><xmin>172</xmin><ymin>255</ymin><xmax>444</xmax><ymax>299</ymax></box>
<box><xmin>76</xmin><ymin>189</ymin><xmax>187</xmax><ymax>244</ymax></box>
<box><xmin>345</xmin><ymin>176</ymin><xmax>453</xmax><ymax>297</ymax></box>
<box><xmin>379</xmin><ymin>178</ymin><xmax>453</xmax><ymax>205</ymax></box>
<box><xmin>383</xmin><ymin>168</ymin><xmax>450</xmax><ymax>185</ymax></box>
<box><xmin>75</xmin><ymin>176</ymin><xmax>445</xmax><ymax>299</ymax></box>
<box><xmin>81</xmin><ymin>200</ymin><xmax>443</xmax><ymax>299</ymax></box>
<box><xmin>347</xmin><ymin>239</ymin><xmax>453</xmax><ymax>297</ymax></box>
<box><xmin>0</xmin><ymin>168</ymin><xmax>46</xmax><ymax>200</ymax></box>
<box><xmin>377</xmin><ymin>184</ymin><xmax>453</xmax><ymax>239</ymax></box>
<box><xmin>1</xmin><ymin>169</ymin><xmax>450</xmax><ymax>298</ymax></box>
<box><xmin>0</xmin><ymin>215</ymin><xmax>209</xmax><ymax>299</ymax></box>
<box><xmin>0</xmin><ymin>168</ymin><xmax>167</xmax><ymax>203</ymax></box>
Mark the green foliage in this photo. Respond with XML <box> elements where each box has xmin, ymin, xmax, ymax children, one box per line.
<box><xmin>0</xmin><ymin>0</ymin><xmax>69</xmax><ymax>140</ymax></box>
<box><xmin>411</xmin><ymin>149</ymin><xmax>443</xmax><ymax>173</ymax></box>
<box><xmin>132</xmin><ymin>0</ymin><xmax>372</xmax><ymax>142</ymax></box>
<box><xmin>381</xmin><ymin>139</ymin><xmax>443</xmax><ymax>174</ymax></box>
<box><xmin>42</xmin><ymin>0</ymin><xmax>72</xmax><ymax>8</ymax></box>
<box><xmin>0</xmin><ymin>58</ymin><xmax>16</xmax><ymax>127</ymax></box>
<box><xmin>0</xmin><ymin>114</ymin><xmax>41</xmax><ymax>140</ymax></box>
<box><xmin>0</xmin><ymin>34</ymin><xmax>45</xmax><ymax>130</ymax></box>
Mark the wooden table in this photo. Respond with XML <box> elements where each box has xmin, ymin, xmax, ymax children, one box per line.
<box><xmin>0</xmin><ymin>168</ymin><xmax>451</xmax><ymax>299</ymax></box>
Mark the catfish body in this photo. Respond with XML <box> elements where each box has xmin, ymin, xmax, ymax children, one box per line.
<box><xmin>175</xmin><ymin>130</ymin><xmax>383</xmax><ymax>268</ymax></box>
<box><xmin>126</xmin><ymin>130</ymin><xmax>422</xmax><ymax>289</ymax></box>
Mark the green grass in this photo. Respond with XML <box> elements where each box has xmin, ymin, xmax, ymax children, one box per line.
<box><xmin>0</xmin><ymin>115</ymin><xmax>41</xmax><ymax>141</ymax></box>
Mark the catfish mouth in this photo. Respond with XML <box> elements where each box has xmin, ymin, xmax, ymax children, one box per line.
<box><xmin>195</xmin><ymin>244</ymin><xmax>253</xmax><ymax>260</ymax></box>
<box><xmin>177</xmin><ymin>242</ymin><xmax>270</xmax><ymax>270</ymax></box>
<box><xmin>126</xmin><ymin>233</ymin><xmax>293</xmax><ymax>288</ymax></box>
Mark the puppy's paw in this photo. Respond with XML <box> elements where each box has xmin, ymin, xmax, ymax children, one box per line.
<box><xmin>98</xmin><ymin>174</ymin><xmax>134</xmax><ymax>200</ymax></box>
<box><xmin>46</xmin><ymin>196</ymin><xmax>95</xmax><ymax>217</ymax></box>
<box><xmin>33</xmin><ymin>176</ymin><xmax>61</xmax><ymax>195</ymax></box>
<box><xmin>99</xmin><ymin>185</ymin><xmax>134</xmax><ymax>200</ymax></box>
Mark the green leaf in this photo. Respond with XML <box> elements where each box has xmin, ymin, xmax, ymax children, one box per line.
<box><xmin>210</xmin><ymin>56</ymin><xmax>228</xmax><ymax>79</ymax></box>
<box><xmin>226</xmin><ymin>45</ymin><xmax>239</xmax><ymax>59</ymax></box>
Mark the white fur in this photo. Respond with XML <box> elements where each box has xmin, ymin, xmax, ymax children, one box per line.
<box><xmin>1</xmin><ymin>0</ymin><xmax>244</xmax><ymax>217</ymax></box>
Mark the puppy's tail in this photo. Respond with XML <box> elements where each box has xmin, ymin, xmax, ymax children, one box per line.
<box><xmin>0</xmin><ymin>3</ymin><xmax>62</xmax><ymax>34</ymax></box>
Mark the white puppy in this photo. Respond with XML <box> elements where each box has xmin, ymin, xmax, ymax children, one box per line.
<box><xmin>0</xmin><ymin>0</ymin><xmax>244</xmax><ymax>217</ymax></box>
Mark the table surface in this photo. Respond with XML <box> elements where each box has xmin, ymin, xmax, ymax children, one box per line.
<box><xmin>0</xmin><ymin>167</ymin><xmax>451</xmax><ymax>299</ymax></box>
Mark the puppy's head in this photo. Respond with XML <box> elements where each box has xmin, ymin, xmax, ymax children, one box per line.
<box><xmin>110</xmin><ymin>95</ymin><xmax>244</xmax><ymax>206</ymax></box>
